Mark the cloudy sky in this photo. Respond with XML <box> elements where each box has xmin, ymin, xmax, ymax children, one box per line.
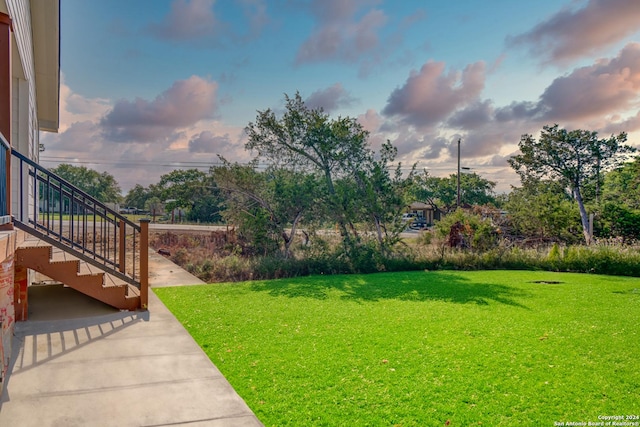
<box><xmin>42</xmin><ymin>0</ymin><xmax>640</xmax><ymax>194</ymax></box>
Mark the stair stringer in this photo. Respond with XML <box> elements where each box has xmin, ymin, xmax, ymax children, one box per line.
<box><xmin>15</xmin><ymin>246</ymin><xmax>140</xmax><ymax>311</ymax></box>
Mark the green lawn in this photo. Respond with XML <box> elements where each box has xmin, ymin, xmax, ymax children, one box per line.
<box><xmin>154</xmin><ymin>270</ymin><xmax>640</xmax><ymax>426</ymax></box>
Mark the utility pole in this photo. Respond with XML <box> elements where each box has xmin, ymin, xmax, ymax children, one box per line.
<box><xmin>457</xmin><ymin>138</ymin><xmax>461</xmax><ymax>207</ymax></box>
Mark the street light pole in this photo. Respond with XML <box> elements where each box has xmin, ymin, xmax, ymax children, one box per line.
<box><xmin>457</xmin><ymin>138</ymin><xmax>461</xmax><ymax>207</ymax></box>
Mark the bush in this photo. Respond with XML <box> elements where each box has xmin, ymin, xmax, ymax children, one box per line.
<box><xmin>434</xmin><ymin>209</ymin><xmax>499</xmax><ymax>252</ymax></box>
<box><xmin>153</xmin><ymin>230</ymin><xmax>640</xmax><ymax>282</ymax></box>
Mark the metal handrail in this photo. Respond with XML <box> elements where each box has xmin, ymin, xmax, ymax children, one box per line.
<box><xmin>11</xmin><ymin>149</ymin><xmax>145</xmax><ymax>291</ymax></box>
<box><xmin>0</xmin><ymin>133</ymin><xmax>8</xmax><ymax>219</ymax></box>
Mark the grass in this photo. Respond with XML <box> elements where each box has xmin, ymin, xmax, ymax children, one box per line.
<box><xmin>154</xmin><ymin>270</ymin><xmax>640</xmax><ymax>426</ymax></box>
<box><xmin>38</xmin><ymin>213</ymin><xmax>148</xmax><ymax>222</ymax></box>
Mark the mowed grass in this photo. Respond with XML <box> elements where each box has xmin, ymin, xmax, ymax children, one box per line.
<box><xmin>154</xmin><ymin>270</ymin><xmax>640</xmax><ymax>426</ymax></box>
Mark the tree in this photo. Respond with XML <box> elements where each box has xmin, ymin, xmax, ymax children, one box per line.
<box><xmin>598</xmin><ymin>203</ymin><xmax>640</xmax><ymax>243</ymax></box>
<box><xmin>455</xmin><ymin>172</ymin><xmax>496</xmax><ymax>206</ymax></box>
<box><xmin>149</xmin><ymin>169</ymin><xmax>222</xmax><ymax>223</ymax></box>
<box><xmin>349</xmin><ymin>141</ymin><xmax>415</xmax><ymax>253</ymax></box>
<box><xmin>411</xmin><ymin>171</ymin><xmax>496</xmax><ymax>211</ymax></box>
<box><xmin>410</xmin><ymin>172</ymin><xmax>452</xmax><ymax>211</ymax></box>
<box><xmin>601</xmin><ymin>155</ymin><xmax>640</xmax><ymax>210</ymax></box>
<box><xmin>505</xmin><ymin>181</ymin><xmax>581</xmax><ymax>244</ymax></box>
<box><xmin>433</xmin><ymin>209</ymin><xmax>499</xmax><ymax>252</ymax></box>
<box><xmin>144</xmin><ymin>197</ymin><xmax>164</xmax><ymax>223</ymax></box>
<box><xmin>213</xmin><ymin>159</ymin><xmax>318</xmax><ymax>257</ymax></box>
<box><xmin>245</xmin><ymin>92</ymin><xmax>377</xmax><ymax>247</ymax></box>
<box><xmin>52</xmin><ymin>164</ymin><xmax>122</xmax><ymax>203</ymax></box>
<box><xmin>124</xmin><ymin>184</ymin><xmax>151</xmax><ymax>210</ymax></box>
<box><xmin>508</xmin><ymin>124</ymin><xmax>635</xmax><ymax>244</ymax></box>
<box><xmin>596</xmin><ymin>156</ymin><xmax>640</xmax><ymax>243</ymax></box>
<box><xmin>152</xmin><ymin>169</ymin><xmax>207</xmax><ymax>207</ymax></box>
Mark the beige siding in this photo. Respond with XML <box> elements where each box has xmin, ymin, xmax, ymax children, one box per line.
<box><xmin>6</xmin><ymin>0</ymin><xmax>38</xmax><ymax>162</ymax></box>
<box><xmin>6</xmin><ymin>0</ymin><xmax>39</xmax><ymax>218</ymax></box>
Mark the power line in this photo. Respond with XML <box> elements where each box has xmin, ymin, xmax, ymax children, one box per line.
<box><xmin>39</xmin><ymin>157</ymin><xmax>235</xmax><ymax>169</ymax></box>
<box><xmin>38</xmin><ymin>156</ymin><xmax>423</xmax><ymax>172</ymax></box>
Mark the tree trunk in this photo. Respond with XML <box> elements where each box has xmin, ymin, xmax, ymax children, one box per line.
<box><xmin>373</xmin><ymin>214</ymin><xmax>384</xmax><ymax>250</ymax></box>
<box><xmin>573</xmin><ymin>186</ymin><xmax>591</xmax><ymax>244</ymax></box>
<box><xmin>283</xmin><ymin>212</ymin><xmax>303</xmax><ymax>259</ymax></box>
<box><xmin>323</xmin><ymin>168</ymin><xmax>350</xmax><ymax>241</ymax></box>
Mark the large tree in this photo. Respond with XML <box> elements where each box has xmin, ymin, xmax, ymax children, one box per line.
<box><xmin>505</xmin><ymin>180</ymin><xmax>581</xmax><ymax>244</ymax></box>
<box><xmin>124</xmin><ymin>184</ymin><xmax>151</xmax><ymax>210</ymax></box>
<box><xmin>508</xmin><ymin>124</ymin><xmax>635</xmax><ymax>244</ymax></box>
<box><xmin>349</xmin><ymin>141</ymin><xmax>415</xmax><ymax>252</ymax></box>
<box><xmin>411</xmin><ymin>171</ymin><xmax>496</xmax><ymax>211</ymax></box>
<box><xmin>213</xmin><ymin>159</ymin><xmax>318</xmax><ymax>257</ymax></box>
<box><xmin>149</xmin><ymin>169</ymin><xmax>222</xmax><ymax>222</ymax></box>
<box><xmin>245</xmin><ymin>92</ymin><xmax>376</xmax><ymax>246</ymax></box>
<box><xmin>51</xmin><ymin>164</ymin><xmax>121</xmax><ymax>203</ymax></box>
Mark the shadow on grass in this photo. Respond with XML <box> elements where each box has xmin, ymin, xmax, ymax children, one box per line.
<box><xmin>250</xmin><ymin>271</ymin><xmax>530</xmax><ymax>308</ymax></box>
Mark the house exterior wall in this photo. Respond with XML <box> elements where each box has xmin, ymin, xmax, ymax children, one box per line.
<box><xmin>6</xmin><ymin>1</ymin><xmax>37</xmax><ymax>151</ymax></box>
<box><xmin>0</xmin><ymin>0</ymin><xmax>56</xmax><ymax>387</ymax></box>
<box><xmin>6</xmin><ymin>0</ymin><xmax>38</xmax><ymax>220</ymax></box>
<box><xmin>0</xmin><ymin>231</ymin><xmax>16</xmax><ymax>386</ymax></box>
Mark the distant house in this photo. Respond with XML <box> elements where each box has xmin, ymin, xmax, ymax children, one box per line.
<box><xmin>407</xmin><ymin>202</ymin><xmax>442</xmax><ymax>226</ymax></box>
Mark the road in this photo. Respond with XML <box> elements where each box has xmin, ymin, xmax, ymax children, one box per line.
<box><xmin>148</xmin><ymin>222</ymin><xmax>423</xmax><ymax>239</ymax></box>
<box><xmin>148</xmin><ymin>223</ymin><xmax>228</xmax><ymax>233</ymax></box>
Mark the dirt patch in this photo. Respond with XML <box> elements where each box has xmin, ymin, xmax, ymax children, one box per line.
<box><xmin>531</xmin><ymin>280</ymin><xmax>563</xmax><ymax>284</ymax></box>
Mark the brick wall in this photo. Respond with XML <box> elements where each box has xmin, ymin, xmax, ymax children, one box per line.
<box><xmin>0</xmin><ymin>231</ymin><xmax>16</xmax><ymax>385</ymax></box>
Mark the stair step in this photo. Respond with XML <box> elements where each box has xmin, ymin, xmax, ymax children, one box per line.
<box><xmin>16</xmin><ymin>238</ymin><xmax>140</xmax><ymax>311</ymax></box>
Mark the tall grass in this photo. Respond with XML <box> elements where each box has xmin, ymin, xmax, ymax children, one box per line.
<box><xmin>150</xmin><ymin>231</ymin><xmax>640</xmax><ymax>282</ymax></box>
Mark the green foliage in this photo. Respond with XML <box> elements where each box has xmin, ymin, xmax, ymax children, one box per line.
<box><xmin>148</xmin><ymin>169</ymin><xmax>223</xmax><ymax>223</ymax></box>
<box><xmin>163</xmin><ymin>227</ymin><xmax>640</xmax><ymax>282</ymax></box>
<box><xmin>51</xmin><ymin>164</ymin><xmax>122</xmax><ymax>202</ymax></box>
<box><xmin>410</xmin><ymin>170</ymin><xmax>496</xmax><ymax>209</ymax></box>
<box><xmin>597</xmin><ymin>203</ymin><xmax>640</xmax><ymax>243</ymax></box>
<box><xmin>509</xmin><ymin>124</ymin><xmax>635</xmax><ymax>243</ymax></box>
<box><xmin>189</xmin><ymin>194</ymin><xmax>223</xmax><ymax>223</ymax></box>
<box><xmin>124</xmin><ymin>184</ymin><xmax>150</xmax><ymax>210</ymax></box>
<box><xmin>601</xmin><ymin>155</ymin><xmax>640</xmax><ymax>210</ymax></box>
<box><xmin>348</xmin><ymin>140</ymin><xmax>416</xmax><ymax>253</ymax></box>
<box><xmin>505</xmin><ymin>180</ymin><xmax>582</xmax><ymax>244</ymax></box>
<box><xmin>244</xmin><ymin>92</ymin><xmax>412</xmax><ymax>261</ymax></box>
<box><xmin>434</xmin><ymin>209</ymin><xmax>499</xmax><ymax>252</ymax></box>
<box><xmin>414</xmin><ymin>230</ymin><xmax>433</xmax><ymax>245</ymax></box>
<box><xmin>144</xmin><ymin>196</ymin><xmax>163</xmax><ymax>221</ymax></box>
<box><xmin>156</xmin><ymin>270</ymin><xmax>640</xmax><ymax>426</ymax></box>
<box><xmin>554</xmin><ymin>245</ymin><xmax>640</xmax><ymax>276</ymax></box>
<box><xmin>213</xmin><ymin>160</ymin><xmax>319</xmax><ymax>257</ymax></box>
<box><xmin>235</xmin><ymin>206</ymin><xmax>280</xmax><ymax>256</ymax></box>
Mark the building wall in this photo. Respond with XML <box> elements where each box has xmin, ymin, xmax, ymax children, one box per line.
<box><xmin>1</xmin><ymin>1</ymin><xmax>56</xmax><ymax>387</ymax></box>
<box><xmin>6</xmin><ymin>1</ymin><xmax>36</xmax><ymax>136</ymax></box>
<box><xmin>0</xmin><ymin>231</ymin><xmax>16</xmax><ymax>385</ymax></box>
<box><xmin>6</xmin><ymin>0</ymin><xmax>38</xmax><ymax>220</ymax></box>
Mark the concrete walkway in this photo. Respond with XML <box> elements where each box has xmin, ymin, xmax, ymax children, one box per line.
<box><xmin>0</xmin><ymin>252</ymin><xmax>263</xmax><ymax>426</ymax></box>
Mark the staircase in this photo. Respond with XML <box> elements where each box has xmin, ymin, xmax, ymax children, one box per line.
<box><xmin>16</xmin><ymin>239</ymin><xmax>140</xmax><ymax>310</ymax></box>
<box><xmin>8</xmin><ymin>145</ymin><xmax>149</xmax><ymax>312</ymax></box>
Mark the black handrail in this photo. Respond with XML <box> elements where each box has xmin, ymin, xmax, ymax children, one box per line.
<box><xmin>11</xmin><ymin>149</ymin><xmax>142</xmax><ymax>288</ymax></box>
<box><xmin>0</xmin><ymin>132</ymin><xmax>9</xmax><ymax>220</ymax></box>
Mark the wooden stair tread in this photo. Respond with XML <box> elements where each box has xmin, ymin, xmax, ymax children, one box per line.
<box><xmin>16</xmin><ymin>237</ymin><xmax>141</xmax><ymax>310</ymax></box>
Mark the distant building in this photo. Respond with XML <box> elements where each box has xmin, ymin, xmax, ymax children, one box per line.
<box><xmin>407</xmin><ymin>202</ymin><xmax>442</xmax><ymax>226</ymax></box>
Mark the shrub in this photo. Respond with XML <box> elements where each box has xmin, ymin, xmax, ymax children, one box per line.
<box><xmin>153</xmin><ymin>230</ymin><xmax>640</xmax><ymax>282</ymax></box>
<box><xmin>434</xmin><ymin>209</ymin><xmax>499</xmax><ymax>252</ymax></box>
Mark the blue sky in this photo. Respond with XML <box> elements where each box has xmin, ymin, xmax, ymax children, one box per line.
<box><xmin>42</xmin><ymin>0</ymin><xmax>640</xmax><ymax>193</ymax></box>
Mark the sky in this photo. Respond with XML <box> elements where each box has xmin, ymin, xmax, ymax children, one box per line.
<box><xmin>41</xmin><ymin>0</ymin><xmax>640</xmax><ymax>195</ymax></box>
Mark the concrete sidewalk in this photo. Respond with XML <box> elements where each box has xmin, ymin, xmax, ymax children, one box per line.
<box><xmin>0</xmin><ymin>252</ymin><xmax>263</xmax><ymax>426</ymax></box>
